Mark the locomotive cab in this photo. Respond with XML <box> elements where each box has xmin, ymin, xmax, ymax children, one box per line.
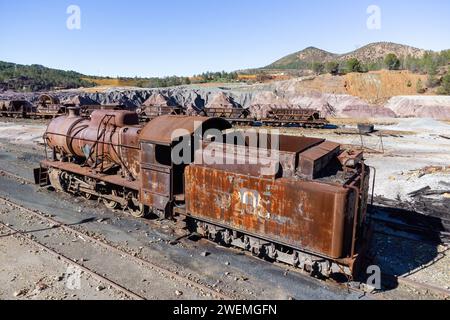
<box><xmin>135</xmin><ymin>115</ymin><xmax>231</xmax><ymax>218</ymax></box>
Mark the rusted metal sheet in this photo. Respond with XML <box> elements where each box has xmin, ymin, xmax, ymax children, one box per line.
<box><xmin>140</xmin><ymin>167</ymin><xmax>171</xmax><ymax>211</ymax></box>
<box><xmin>222</xmin><ymin>132</ymin><xmax>323</xmax><ymax>153</ymax></box>
<box><xmin>141</xmin><ymin>167</ymin><xmax>171</xmax><ymax>196</ymax></box>
<box><xmin>298</xmin><ymin>141</ymin><xmax>341</xmax><ymax>179</ymax></box>
<box><xmin>197</xmin><ymin>135</ymin><xmax>332</xmax><ymax>179</ymax></box>
<box><xmin>194</xmin><ymin>142</ymin><xmax>281</xmax><ymax>178</ymax></box>
<box><xmin>185</xmin><ymin>165</ymin><xmax>354</xmax><ymax>259</ymax></box>
<box><xmin>45</xmin><ymin>110</ymin><xmax>142</xmax><ymax>180</ymax></box>
<box><xmin>90</xmin><ymin>110</ymin><xmax>139</xmax><ymax>127</ymax></box>
<box><xmin>139</xmin><ymin>115</ymin><xmax>231</xmax><ymax>145</ymax></box>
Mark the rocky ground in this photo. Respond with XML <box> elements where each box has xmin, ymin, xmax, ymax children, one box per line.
<box><xmin>0</xmin><ymin>117</ymin><xmax>449</xmax><ymax>300</ymax></box>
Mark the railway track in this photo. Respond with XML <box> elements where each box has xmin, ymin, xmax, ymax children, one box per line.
<box><xmin>0</xmin><ymin>194</ymin><xmax>233</xmax><ymax>300</ymax></box>
<box><xmin>0</xmin><ymin>222</ymin><xmax>145</xmax><ymax>300</ymax></box>
<box><xmin>0</xmin><ymin>169</ymin><xmax>33</xmax><ymax>184</ymax></box>
<box><xmin>0</xmin><ymin>169</ymin><xmax>448</xmax><ymax>299</ymax></box>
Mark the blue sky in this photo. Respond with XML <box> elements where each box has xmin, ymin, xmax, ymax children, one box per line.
<box><xmin>0</xmin><ymin>0</ymin><xmax>449</xmax><ymax>77</ymax></box>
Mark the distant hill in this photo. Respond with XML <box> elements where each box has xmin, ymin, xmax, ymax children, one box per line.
<box><xmin>267</xmin><ymin>42</ymin><xmax>428</xmax><ymax>69</ymax></box>
<box><xmin>0</xmin><ymin>61</ymin><xmax>233</xmax><ymax>92</ymax></box>
<box><xmin>0</xmin><ymin>61</ymin><xmax>96</xmax><ymax>92</ymax></box>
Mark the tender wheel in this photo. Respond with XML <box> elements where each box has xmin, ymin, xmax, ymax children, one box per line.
<box><xmin>103</xmin><ymin>190</ymin><xmax>120</xmax><ymax>210</ymax></box>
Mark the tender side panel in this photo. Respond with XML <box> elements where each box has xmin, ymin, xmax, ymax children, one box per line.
<box><xmin>185</xmin><ymin>165</ymin><xmax>351</xmax><ymax>259</ymax></box>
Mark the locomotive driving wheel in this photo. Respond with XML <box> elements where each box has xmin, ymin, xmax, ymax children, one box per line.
<box><xmin>83</xmin><ymin>177</ymin><xmax>97</xmax><ymax>200</ymax></box>
<box><xmin>127</xmin><ymin>197</ymin><xmax>149</xmax><ymax>218</ymax></box>
<box><xmin>103</xmin><ymin>190</ymin><xmax>120</xmax><ymax>210</ymax></box>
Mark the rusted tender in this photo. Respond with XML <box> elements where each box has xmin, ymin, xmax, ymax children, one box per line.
<box><xmin>186</xmin><ymin>135</ymin><xmax>369</xmax><ymax>276</ymax></box>
<box><xmin>36</xmin><ymin>109</ymin><xmax>370</xmax><ymax>277</ymax></box>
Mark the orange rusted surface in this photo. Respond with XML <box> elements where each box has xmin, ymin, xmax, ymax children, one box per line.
<box><xmin>185</xmin><ymin>165</ymin><xmax>355</xmax><ymax>259</ymax></box>
<box><xmin>140</xmin><ymin>115</ymin><xmax>231</xmax><ymax>145</ymax></box>
<box><xmin>45</xmin><ymin>110</ymin><xmax>142</xmax><ymax>179</ymax></box>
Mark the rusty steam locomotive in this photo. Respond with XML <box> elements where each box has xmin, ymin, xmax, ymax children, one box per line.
<box><xmin>35</xmin><ymin>108</ymin><xmax>371</xmax><ymax>278</ymax></box>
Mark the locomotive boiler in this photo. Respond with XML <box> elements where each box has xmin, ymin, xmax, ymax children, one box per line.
<box><xmin>35</xmin><ymin>108</ymin><xmax>371</xmax><ymax>277</ymax></box>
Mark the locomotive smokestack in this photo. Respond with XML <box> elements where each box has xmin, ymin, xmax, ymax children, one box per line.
<box><xmin>67</xmin><ymin>107</ymin><xmax>81</xmax><ymax>117</ymax></box>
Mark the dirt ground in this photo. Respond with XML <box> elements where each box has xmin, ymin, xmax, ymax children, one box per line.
<box><xmin>0</xmin><ymin>230</ymin><xmax>129</xmax><ymax>300</ymax></box>
<box><xmin>0</xmin><ymin>117</ymin><xmax>449</xmax><ymax>300</ymax></box>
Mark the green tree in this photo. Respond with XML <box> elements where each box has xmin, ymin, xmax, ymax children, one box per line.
<box><xmin>367</xmin><ymin>61</ymin><xmax>382</xmax><ymax>71</ymax></box>
<box><xmin>325</xmin><ymin>61</ymin><xmax>339</xmax><ymax>75</ymax></box>
<box><xmin>346</xmin><ymin>58</ymin><xmax>363</xmax><ymax>73</ymax></box>
<box><xmin>437</xmin><ymin>72</ymin><xmax>450</xmax><ymax>95</ymax></box>
<box><xmin>426</xmin><ymin>61</ymin><xmax>440</xmax><ymax>88</ymax></box>
<box><xmin>384</xmin><ymin>53</ymin><xmax>401</xmax><ymax>70</ymax></box>
<box><xmin>311</xmin><ymin>62</ymin><xmax>325</xmax><ymax>75</ymax></box>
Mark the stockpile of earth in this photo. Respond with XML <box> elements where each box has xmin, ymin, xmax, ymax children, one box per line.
<box><xmin>1</xmin><ymin>84</ymin><xmax>450</xmax><ymax>120</ymax></box>
<box><xmin>61</xmin><ymin>95</ymin><xmax>99</xmax><ymax>106</ymax></box>
<box><xmin>205</xmin><ymin>92</ymin><xmax>237</xmax><ymax>109</ymax></box>
<box><xmin>385</xmin><ymin>96</ymin><xmax>450</xmax><ymax>119</ymax></box>
<box><xmin>142</xmin><ymin>93</ymin><xmax>177</xmax><ymax>107</ymax></box>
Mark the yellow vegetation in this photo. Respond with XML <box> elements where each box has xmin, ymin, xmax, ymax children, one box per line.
<box><xmin>238</xmin><ymin>74</ymin><xmax>257</xmax><ymax>80</ymax></box>
<box><xmin>344</xmin><ymin>70</ymin><xmax>428</xmax><ymax>104</ymax></box>
<box><xmin>291</xmin><ymin>70</ymin><xmax>430</xmax><ymax>104</ymax></box>
<box><xmin>82</xmin><ymin>77</ymin><xmax>142</xmax><ymax>87</ymax></box>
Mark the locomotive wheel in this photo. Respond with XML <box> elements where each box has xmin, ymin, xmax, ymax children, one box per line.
<box><xmin>251</xmin><ymin>246</ymin><xmax>263</xmax><ymax>258</ymax></box>
<box><xmin>103</xmin><ymin>190</ymin><xmax>120</xmax><ymax>210</ymax></box>
<box><xmin>127</xmin><ymin>198</ymin><xmax>149</xmax><ymax>218</ymax></box>
<box><xmin>83</xmin><ymin>177</ymin><xmax>97</xmax><ymax>200</ymax></box>
<box><xmin>83</xmin><ymin>192</ymin><xmax>96</xmax><ymax>200</ymax></box>
<box><xmin>48</xmin><ymin>169</ymin><xmax>65</xmax><ymax>192</ymax></box>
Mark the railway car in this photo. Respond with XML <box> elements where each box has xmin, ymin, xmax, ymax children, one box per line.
<box><xmin>137</xmin><ymin>105</ymin><xmax>184</xmax><ymax>122</ymax></box>
<box><xmin>263</xmin><ymin>107</ymin><xmax>328</xmax><ymax>127</ymax></box>
<box><xmin>0</xmin><ymin>100</ymin><xmax>35</xmax><ymax>118</ymax></box>
<box><xmin>36</xmin><ymin>94</ymin><xmax>66</xmax><ymax>117</ymax></box>
<box><xmin>200</xmin><ymin>106</ymin><xmax>328</xmax><ymax>128</ymax></box>
<box><xmin>35</xmin><ymin>108</ymin><xmax>371</xmax><ymax>278</ymax></box>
